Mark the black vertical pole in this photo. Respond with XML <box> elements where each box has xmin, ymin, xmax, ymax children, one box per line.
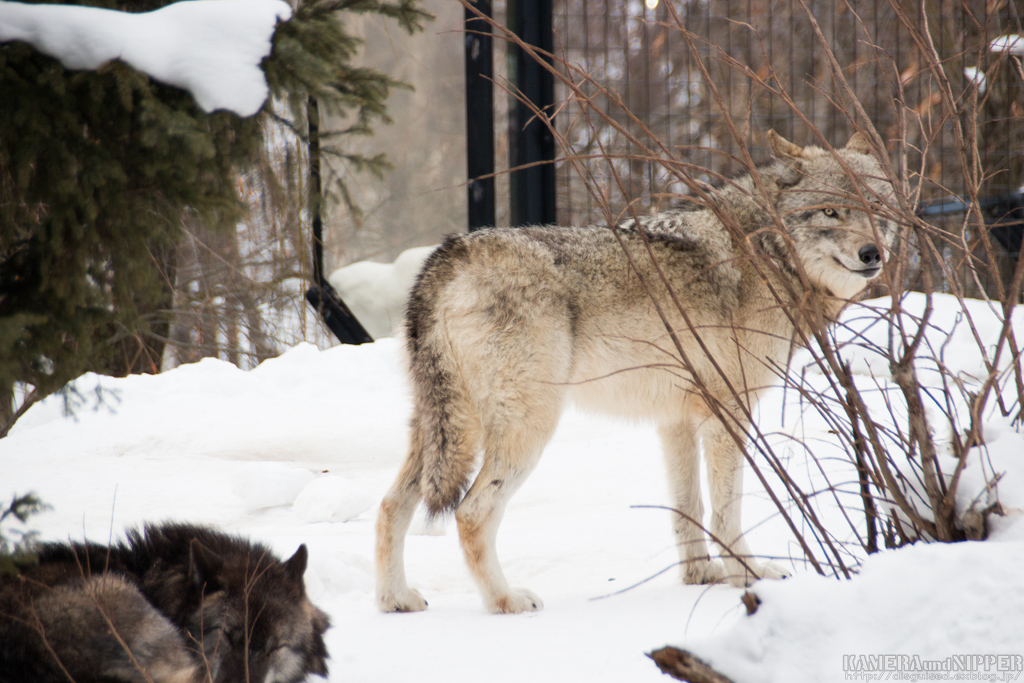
<box><xmin>305</xmin><ymin>96</ymin><xmax>373</xmax><ymax>345</ymax></box>
<box><xmin>465</xmin><ymin>0</ymin><xmax>495</xmax><ymax>232</ymax></box>
<box><xmin>508</xmin><ymin>0</ymin><xmax>555</xmax><ymax>228</ymax></box>
<box><xmin>308</xmin><ymin>96</ymin><xmax>325</xmax><ymax>286</ymax></box>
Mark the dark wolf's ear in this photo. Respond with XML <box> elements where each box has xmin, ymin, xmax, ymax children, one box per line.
<box><xmin>767</xmin><ymin>129</ymin><xmax>805</xmax><ymax>159</ymax></box>
<box><xmin>845</xmin><ymin>131</ymin><xmax>874</xmax><ymax>155</ymax></box>
<box><xmin>189</xmin><ymin>539</ymin><xmax>224</xmax><ymax>588</ymax></box>
<box><xmin>285</xmin><ymin>544</ymin><xmax>308</xmax><ymax>582</ymax></box>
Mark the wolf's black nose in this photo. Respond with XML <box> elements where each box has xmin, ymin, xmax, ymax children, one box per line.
<box><xmin>859</xmin><ymin>244</ymin><xmax>881</xmax><ymax>267</ymax></box>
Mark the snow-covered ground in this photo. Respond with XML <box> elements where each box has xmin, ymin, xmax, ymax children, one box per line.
<box><xmin>2</xmin><ymin>294</ymin><xmax>1023</xmax><ymax>682</ymax></box>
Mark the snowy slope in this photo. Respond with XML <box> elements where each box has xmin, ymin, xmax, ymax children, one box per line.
<box><xmin>2</xmin><ymin>295</ymin><xmax>1023</xmax><ymax>682</ymax></box>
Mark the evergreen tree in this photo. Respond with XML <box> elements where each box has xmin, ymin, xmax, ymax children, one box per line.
<box><xmin>0</xmin><ymin>493</ymin><xmax>48</xmax><ymax>576</ymax></box>
<box><xmin>0</xmin><ymin>0</ymin><xmax>429</xmax><ymax>433</ymax></box>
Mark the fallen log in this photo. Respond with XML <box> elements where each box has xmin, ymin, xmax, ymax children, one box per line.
<box><xmin>647</xmin><ymin>646</ymin><xmax>735</xmax><ymax>683</ymax></box>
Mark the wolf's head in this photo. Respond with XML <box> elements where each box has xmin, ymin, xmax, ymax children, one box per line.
<box><xmin>185</xmin><ymin>539</ymin><xmax>330</xmax><ymax>683</ymax></box>
<box><xmin>764</xmin><ymin>130</ymin><xmax>898</xmax><ymax>300</ymax></box>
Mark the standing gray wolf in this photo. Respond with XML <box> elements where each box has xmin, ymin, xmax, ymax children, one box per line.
<box><xmin>376</xmin><ymin>130</ymin><xmax>897</xmax><ymax>614</ymax></box>
<box><xmin>0</xmin><ymin>522</ymin><xmax>330</xmax><ymax>682</ymax></box>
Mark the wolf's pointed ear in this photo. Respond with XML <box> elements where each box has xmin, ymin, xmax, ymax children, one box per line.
<box><xmin>767</xmin><ymin>130</ymin><xmax>805</xmax><ymax>189</ymax></box>
<box><xmin>285</xmin><ymin>544</ymin><xmax>308</xmax><ymax>582</ymax></box>
<box><xmin>845</xmin><ymin>131</ymin><xmax>874</xmax><ymax>155</ymax></box>
<box><xmin>189</xmin><ymin>539</ymin><xmax>223</xmax><ymax>588</ymax></box>
<box><xmin>767</xmin><ymin>130</ymin><xmax>805</xmax><ymax>159</ymax></box>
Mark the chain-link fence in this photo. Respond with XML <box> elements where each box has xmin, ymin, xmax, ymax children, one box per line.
<box><xmin>552</xmin><ymin>0</ymin><xmax>1023</xmax><ymax>297</ymax></box>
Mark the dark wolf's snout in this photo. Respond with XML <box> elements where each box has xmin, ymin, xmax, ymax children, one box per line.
<box><xmin>858</xmin><ymin>244</ymin><xmax>882</xmax><ymax>267</ymax></box>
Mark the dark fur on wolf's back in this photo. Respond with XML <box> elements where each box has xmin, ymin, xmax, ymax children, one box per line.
<box><xmin>0</xmin><ymin>522</ymin><xmax>330</xmax><ymax>683</ymax></box>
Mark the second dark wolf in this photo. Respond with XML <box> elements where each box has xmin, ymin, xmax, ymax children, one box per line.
<box><xmin>0</xmin><ymin>522</ymin><xmax>330</xmax><ymax>683</ymax></box>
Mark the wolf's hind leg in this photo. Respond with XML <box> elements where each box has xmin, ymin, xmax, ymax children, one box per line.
<box><xmin>376</xmin><ymin>419</ymin><xmax>430</xmax><ymax>612</ymax></box>
<box><xmin>659</xmin><ymin>419</ymin><xmax>725</xmax><ymax>584</ymax></box>
<box><xmin>455</xmin><ymin>409</ymin><xmax>559</xmax><ymax>614</ymax></box>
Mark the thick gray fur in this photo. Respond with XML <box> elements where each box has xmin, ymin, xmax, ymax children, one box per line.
<box><xmin>377</xmin><ymin>131</ymin><xmax>897</xmax><ymax>613</ymax></box>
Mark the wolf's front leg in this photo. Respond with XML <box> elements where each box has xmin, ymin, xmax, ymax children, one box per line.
<box><xmin>376</xmin><ymin>446</ymin><xmax>429</xmax><ymax>612</ymax></box>
<box><xmin>703</xmin><ymin>420</ymin><xmax>789</xmax><ymax>587</ymax></box>
<box><xmin>659</xmin><ymin>419</ymin><xmax>727</xmax><ymax>585</ymax></box>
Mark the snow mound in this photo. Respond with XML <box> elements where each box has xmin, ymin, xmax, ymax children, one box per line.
<box><xmin>328</xmin><ymin>245</ymin><xmax>434</xmax><ymax>338</ymax></box>
<box><xmin>232</xmin><ymin>463</ymin><xmax>315</xmax><ymax>512</ymax></box>
<box><xmin>682</xmin><ymin>540</ymin><xmax>1024</xmax><ymax>683</ymax></box>
<box><xmin>293</xmin><ymin>475</ymin><xmax>374</xmax><ymax>523</ymax></box>
<box><xmin>828</xmin><ymin>293</ymin><xmax>1024</xmax><ymax>383</ymax></box>
<box><xmin>990</xmin><ymin>34</ymin><xmax>1024</xmax><ymax>55</ymax></box>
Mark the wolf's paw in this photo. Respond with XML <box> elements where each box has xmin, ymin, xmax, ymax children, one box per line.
<box><xmin>377</xmin><ymin>587</ymin><xmax>428</xmax><ymax>613</ymax></box>
<box><xmin>490</xmin><ymin>588</ymin><xmax>544</xmax><ymax>614</ymax></box>
<box><xmin>725</xmin><ymin>560</ymin><xmax>791</xmax><ymax>588</ymax></box>
<box><xmin>681</xmin><ymin>557</ymin><xmax>727</xmax><ymax>585</ymax></box>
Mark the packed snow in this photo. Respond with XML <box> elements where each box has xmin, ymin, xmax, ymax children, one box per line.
<box><xmin>0</xmin><ymin>0</ymin><xmax>291</xmax><ymax>115</ymax></box>
<box><xmin>961</xmin><ymin>34</ymin><xmax>1024</xmax><ymax>97</ymax></box>
<box><xmin>329</xmin><ymin>246</ymin><xmax>434</xmax><ymax>339</ymax></box>
<box><xmin>964</xmin><ymin>66</ymin><xmax>987</xmax><ymax>94</ymax></box>
<box><xmin>686</xmin><ymin>539</ymin><xmax>1024</xmax><ymax>682</ymax></box>
<box><xmin>2</xmin><ymin>293</ymin><xmax>1023</xmax><ymax>682</ymax></box>
<box><xmin>990</xmin><ymin>35</ymin><xmax>1024</xmax><ymax>55</ymax></box>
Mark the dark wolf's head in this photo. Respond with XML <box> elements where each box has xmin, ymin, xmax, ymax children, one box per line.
<box><xmin>763</xmin><ymin>130</ymin><xmax>898</xmax><ymax>300</ymax></box>
<box><xmin>130</xmin><ymin>524</ymin><xmax>330</xmax><ymax>683</ymax></box>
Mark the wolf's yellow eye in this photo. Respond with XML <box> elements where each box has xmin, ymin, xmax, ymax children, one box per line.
<box><xmin>822</xmin><ymin>207</ymin><xmax>838</xmax><ymax>219</ymax></box>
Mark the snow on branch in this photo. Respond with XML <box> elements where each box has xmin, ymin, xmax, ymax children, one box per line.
<box><xmin>0</xmin><ymin>0</ymin><xmax>292</xmax><ymax>116</ymax></box>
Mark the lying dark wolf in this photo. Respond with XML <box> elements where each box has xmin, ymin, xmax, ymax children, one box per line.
<box><xmin>377</xmin><ymin>130</ymin><xmax>897</xmax><ymax>613</ymax></box>
<box><xmin>0</xmin><ymin>522</ymin><xmax>329</xmax><ymax>683</ymax></box>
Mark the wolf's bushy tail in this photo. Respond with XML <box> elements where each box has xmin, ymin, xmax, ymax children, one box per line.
<box><xmin>404</xmin><ymin>236</ymin><xmax>481</xmax><ymax>517</ymax></box>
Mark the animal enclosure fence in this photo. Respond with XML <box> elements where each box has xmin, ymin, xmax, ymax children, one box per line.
<box><xmin>549</xmin><ymin>0</ymin><xmax>1024</xmax><ymax>298</ymax></box>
